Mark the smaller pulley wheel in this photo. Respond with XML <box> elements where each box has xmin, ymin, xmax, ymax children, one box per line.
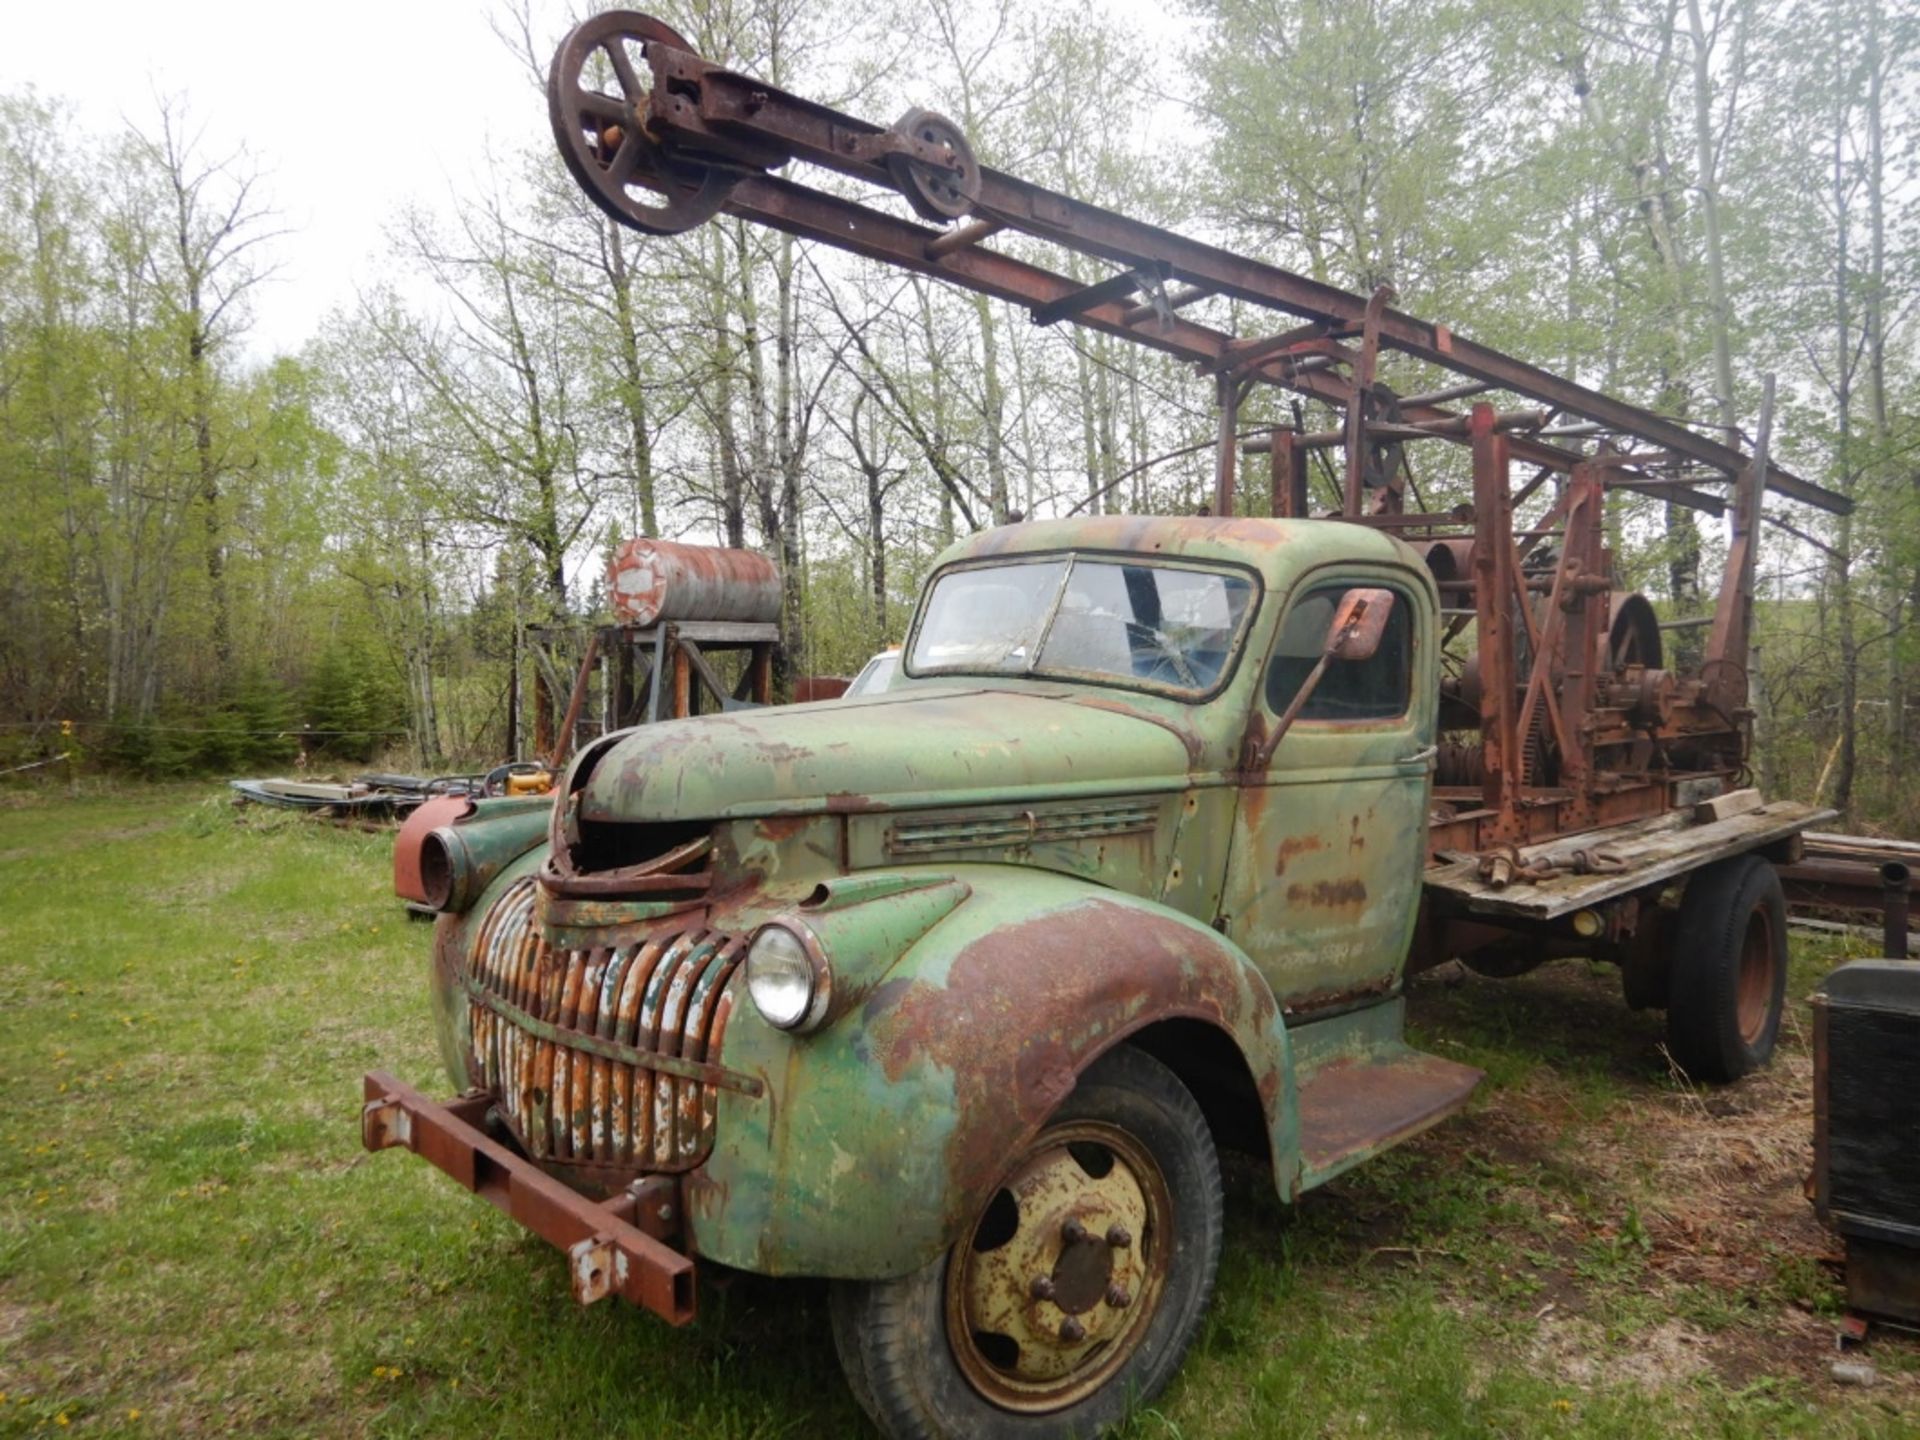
<box><xmin>1665</xmin><ymin>855</ymin><xmax>1788</xmax><ymax>1082</ymax></box>
<box><xmin>885</xmin><ymin>106</ymin><xmax>981</xmax><ymax>223</ymax></box>
<box><xmin>546</xmin><ymin>9</ymin><xmax>738</xmax><ymax>236</ymax></box>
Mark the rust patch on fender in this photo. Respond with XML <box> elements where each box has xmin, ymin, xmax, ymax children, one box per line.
<box><xmin>866</xmin><ymin>902</ymin><xmax>1276</xmax><ymax>1203</ymax></box>
<box><xmin>753</xmin><ymin>815</ymin><xmax>812</xmax><ymax>842</ymax></box>
<box><xmin>1287</xmin><ymin>878</ymin><xmax>1368</xmax><ymax>908</ymax></box>
<box><xmin>1274</xmin><ymin>835</ymin><xmax>1324</xmax><ymax>877</ymax></box>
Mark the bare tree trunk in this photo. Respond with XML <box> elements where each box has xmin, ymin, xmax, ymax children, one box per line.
<box><xmin>772</xmin><ymin>235</ymin><xmax>805</xmax><ymax>687</ymax></box>
<box><xmin>606</xmin><ymin>222</ymin><xmax>658</xmax><ymax>539</ymax></box>
<box><xmin>1829</xmin><ymin>16</ymin><xmax>1858</xmax><ymax>820</ymax></box>
<box><xmin>707</xmin><ymin>224</ymin><xmax>748</xmax><ymax>549</ymax></box>
<box><xmin>414</xmin><ymin>523</ymin><xmax>441</xmax><ymax>763</ymax></box>
<box><xmin>972</xmin><ymin>293</ymin><xmax>1009</xmax><ymax>524</ymax></box>
<box><xmin>189</xmin><ymin>317</ymin><xmax>229</xmax><ymax>674</ymax></box>
<box><xmin>1857</xmin><ymin>0</ymin><xmax>1909</xmax><ymax>786</ymax></box>
<box><xmin>1573</xmin><ymin>14</ymin><xmax>1702</xmax><ymax>618</ymax></box>
<box><xmin>1075</xmin><ymin>345</ymin><xmax>1101</xmax><ymax>517</ymax></box>
<box><xmin>1685</xmin><ymin>0</ymin><xmax>1740</xmax><ymax>430</ymax></box>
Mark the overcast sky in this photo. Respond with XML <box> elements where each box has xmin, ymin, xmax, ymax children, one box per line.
<box><xmin>2</xmin><ymin>0</ymin><xmax>555</xmax><ymax>357</ymax></box>
<box><xmin>4</xmin><ymin>1</ymin><xmax>1188</xmax><ymax>364</ymax></box>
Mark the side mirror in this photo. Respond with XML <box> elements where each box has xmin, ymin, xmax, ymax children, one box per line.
<box><xmin>1328</xmin><ymin>588</ymin><xmax>1395</xmax><ymax>662</ymax></box>
<box><xmin>1255</xmin><ymin>587</ymin><xmax>1397</xmax><ymax>768</ymax></box>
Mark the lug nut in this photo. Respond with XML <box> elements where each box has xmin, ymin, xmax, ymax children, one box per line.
<box><xmin>1059</xmin><ymin>1317</ymin><xmax>1086</xmax><ymax>1343</ymax></box>
<box><xmin>1029</xmin><ymin>1275</ymin><xmax>1055</xmax><ymax>1301</ymax></box>
<box><xmin>1106</xmin><ymin>1283</ymin><xmax>1132</xmax><ymax>1309</ymax></box>
<box><xmin>1062</xmin><ymin>1218</ymin><xmax>1088</xmax><ymax>1244</ymax></box>
<box><xmin>1106</xmin><ymin>1224</ymin><xmax>1131</xmax><ymax>1248</ymax></box>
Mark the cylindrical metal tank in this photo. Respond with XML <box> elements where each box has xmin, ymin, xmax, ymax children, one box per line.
<box><xmin>606</xmin><ymin>538</ymin><xmax>782</xmax><ymax>627</ymax></box>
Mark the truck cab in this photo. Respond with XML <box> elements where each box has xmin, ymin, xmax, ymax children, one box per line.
<box><xmin>896</xmin><ymin>515</ymin><xmax>1440</xmax><ymax>1022</ymax></box>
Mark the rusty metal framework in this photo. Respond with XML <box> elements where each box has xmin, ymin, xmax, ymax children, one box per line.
<box><xmin>548</xmin><ymin>11</ymin><xmax>1853</xmax><ymax>857</ymax></box>
<box><xmin>524</xmin><ymin>620</ymin><xmax>778</xmax><ymax>764</ymax></box>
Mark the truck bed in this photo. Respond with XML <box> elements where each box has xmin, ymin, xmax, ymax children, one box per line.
<box><xmin>1424</xmin><ymin>798</ymin><xmax>1836</xmax><ymax>920</ymax></box>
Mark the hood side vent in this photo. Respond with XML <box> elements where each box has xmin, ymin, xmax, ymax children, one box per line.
<box><xmin>887</xmin><ymin>799</ymin><xmax>1161</xmax><ymax>857</ymax></box>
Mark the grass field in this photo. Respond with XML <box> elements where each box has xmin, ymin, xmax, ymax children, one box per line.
<box><xmin>1</xmin><ymin>784</ymin><xmax>1916</xmax><ymax>1437</ymax></box>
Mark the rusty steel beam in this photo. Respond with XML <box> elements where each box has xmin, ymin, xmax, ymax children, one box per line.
<box><xmin>571</xmin><ymin>20</ymin><xmax>1849</xmax><ymax>516</ymax></box>
<box><xmin>1030</xmin><ymin>260</ymin><xmax>1172</xmax><ymax>328</ymax></box>
<box><xmin>723</xmin><ymin>176</ymin><xmax>1739</xmax><ymax>516</ymax></box>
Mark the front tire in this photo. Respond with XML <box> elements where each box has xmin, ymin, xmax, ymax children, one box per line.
<box><xmin>831</xmin><ymin>1045</ymin><xmax>1223</xmax><ymax>1439</ymax></box>
<box><xmin>1666</xmin><ymin>855</ymin><xmax>1788</xmax><ymax>1082</ymax></box>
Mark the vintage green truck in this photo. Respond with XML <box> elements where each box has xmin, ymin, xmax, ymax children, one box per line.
<box><xmin>361</xmin><ymin>17</ymin><xmax>1847</xmax><ymax>1431</ymax></box>
<box><xmin>368</xmin><ymin>512</ymin><xmax>1825</xmax><ymax>1439</ymax></box>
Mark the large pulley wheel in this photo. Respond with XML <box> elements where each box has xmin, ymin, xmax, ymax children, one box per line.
<box><xmin>886</xmin><ymin>106</ymin><xmax>982</xmax><ymax>223</ymax></box>
<box><xmin>831</xmin><ymin>1046</ymin><xmax>1223</xmax><ymax>1438</ymax></box>
<box><xmin>546</xmin><ymin>10</ymin><xmax>737</xmax><ymax>235</ymax></box>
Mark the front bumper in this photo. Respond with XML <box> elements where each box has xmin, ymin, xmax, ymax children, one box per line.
<box><xmin>360</xmin><ymin>1070</ymin><xmax>696</xmax><ymax>1324</ymax></box>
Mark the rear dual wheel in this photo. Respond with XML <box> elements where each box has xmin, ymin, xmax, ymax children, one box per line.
<box><xmin>1665</xmin><ymin>855</ymin><xmax>1789</xmax><ymax>1083</ymax></box>
<box><xmin>832</xmin><ymin>1046</ymin><xmax>1222</xmax><ymax>1439</ymax></box>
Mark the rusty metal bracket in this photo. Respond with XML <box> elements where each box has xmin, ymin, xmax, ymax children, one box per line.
<box><xmin>360</xmin><ymin>1070</ymin><xmax>697</xmax><ymax>1323</ymax></box>
<box><xmin>1030</xmin><ymin>261</ymin><xmax>1173</xmax><ymax>329</ymax></box>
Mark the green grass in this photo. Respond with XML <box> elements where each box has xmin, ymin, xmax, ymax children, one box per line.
<box><xmin>0</xmin><ymin>785</ymin><xmax>1915</xmax><ymax>1436</ymax></box>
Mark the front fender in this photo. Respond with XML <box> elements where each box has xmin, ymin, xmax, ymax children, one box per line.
<box><xmin>687</xmin><ymin>864</ymin><xmax>1297</xmax><ymax>1278</ymax></box>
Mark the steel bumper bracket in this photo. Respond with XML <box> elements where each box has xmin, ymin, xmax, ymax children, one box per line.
<box><xmin>360</xmin><ymin>1070</ymin><xmax>696</xmax><ymax>1324</ymax></box>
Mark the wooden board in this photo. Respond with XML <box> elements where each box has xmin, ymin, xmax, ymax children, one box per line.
<box><xmin>1424</xmin><ymin>799</ymin><xmax>1837</xmax><ymax>920</ymax></box>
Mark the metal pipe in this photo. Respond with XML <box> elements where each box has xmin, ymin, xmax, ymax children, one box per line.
<box><xmin>1882</xmin><ymin>861</ymin><xmax>1911</xmax><ymax>960</ymax></box>
<box><xmin>1213</xmin><ymin>371</ymin><xmax>1240</xmax><ymax>515</ymax></box>
<box><xmin>549</xmin><ymin>632</ymin><xmax>601</xmax><ymax>770</ymax></box>
<box><xmin>1808</xmin><ymin>832</ymin><xmax>1920</xmax><ymax>858</ymax></box>
<box><xmin>1120</xmin><ymin>283</ymin><xmax>1209</xmax><ymax>327</ymax></box>
<box><xmin>925</xmin><ymin>217</ymin><xmax>1003</xmax><ymax>259</ymax></box>
<box><xmin>1396</xmin><ymin>381</ymin><xmax>1493</xmax><ymax>408</ymax></box>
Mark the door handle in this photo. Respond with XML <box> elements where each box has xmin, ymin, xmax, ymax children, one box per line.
<box><xmin>1399</xmin><ymin>744</ymin><xmax>1437</xmax><ymax>766</ymax></box>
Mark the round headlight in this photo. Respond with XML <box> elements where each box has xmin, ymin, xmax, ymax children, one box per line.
<box><xmin>746</xmin><ymin>923</ymin><xmax>824</xmax><ymax>1031</ymax></box>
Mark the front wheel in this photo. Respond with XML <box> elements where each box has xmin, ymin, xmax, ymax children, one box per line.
<box><xmin>831</xmin><ymin>1045</ymin><xmax>1223</xmax><ymax>1439</ymax></box>
<box><xmin>1665</xmin><ymin>855</ymin><xmax>1789</xmax><ymax>1082</ymax></box>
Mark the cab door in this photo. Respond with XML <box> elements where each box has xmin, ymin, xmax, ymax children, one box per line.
<box><xmin>1218</xmin><ymin>568</ymin><xmax>1437</xmax><ymax>1017</ymax></box>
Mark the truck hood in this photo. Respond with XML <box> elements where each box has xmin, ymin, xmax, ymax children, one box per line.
<box><xmin>575</xmin><ymin>685</ymin><xmax>1198</xmax><ymax>822</ymax></box>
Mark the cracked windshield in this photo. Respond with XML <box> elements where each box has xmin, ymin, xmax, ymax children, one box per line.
<box><xmin>909</xmin><ymin>557</ymin><xmax>1253</xmax><ymax>696</ymax></box>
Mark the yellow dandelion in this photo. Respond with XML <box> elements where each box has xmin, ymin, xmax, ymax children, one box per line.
<box><xmin>56</xmin><ymin>1415</ymin><xmax>70</xmax><ymax>1428</ymax></box>
<box><xmin>1552</xmin><ymin>1398</ymin><xmax>1573</xmax><ymax>1412</ymax></box>
<box><xmin>129</xmin><ymin>1409</ymin><xmax>142</xmax><ymax>1421</ymax></box>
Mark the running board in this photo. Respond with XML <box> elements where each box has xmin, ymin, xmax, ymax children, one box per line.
<box><xmin>1295</xmin><ymin>1048</ymin><xmax>1482</xmax><ymax>1192</ymax></box>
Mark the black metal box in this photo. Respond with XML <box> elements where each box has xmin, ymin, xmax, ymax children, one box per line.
<box><xmin>1813</xmin><ymin>960</ymin><xmax>1920</xmax><ymax>1324</ymax></box>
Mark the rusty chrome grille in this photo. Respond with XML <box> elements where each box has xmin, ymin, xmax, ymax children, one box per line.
<box><xmin>465</xmin><ymin>876</ymin><xmax>747</xmax><ymax>1172</ymax></box>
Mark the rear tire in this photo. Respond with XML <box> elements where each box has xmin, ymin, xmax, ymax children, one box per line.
<box><xmin>1665</xmin><ymin>855</ymin><xmax>1788</xmax><ymax>1083</ymax></box>
<box><xmin>830</xmin><ymin>1045</ymin><xmax>1223</xmax><ymax>1440</ymax></box>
